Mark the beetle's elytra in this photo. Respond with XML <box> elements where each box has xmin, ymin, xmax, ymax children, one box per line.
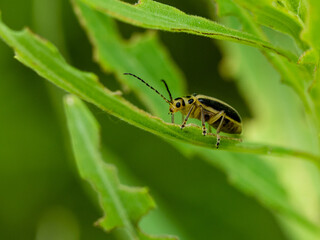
<box><xmin>124</xmin><ymin>73</ymin><xmax>242</xmax><ymax>148</ymax></box>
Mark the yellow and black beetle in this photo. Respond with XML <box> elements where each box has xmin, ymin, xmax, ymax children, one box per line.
<box><xmin>124</xmin><ymin>73</ymin><xmax>242</xmax><ymax>148</ymax></box>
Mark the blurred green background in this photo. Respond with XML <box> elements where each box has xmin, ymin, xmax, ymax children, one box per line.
<box><xmin>0</xmin><ymin>0</ymin><xmax>287</xmax><ymax>239</ymax></box>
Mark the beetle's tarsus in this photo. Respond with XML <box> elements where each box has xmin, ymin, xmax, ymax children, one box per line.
<box><xmin>216</xmin><ymin>134</ymin><xmax>221</xmax><ymax>148</ymax></box>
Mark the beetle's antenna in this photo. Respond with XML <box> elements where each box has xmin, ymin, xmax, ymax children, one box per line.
<box><xmin>161</xmin><ymin>79</ymin><xmax>173</xmax><ymax>103</ymax></box>
<box><xmin>124</xmin><ymin>73</ymin><xmax>172</xmax><ymax>104</ymax></box>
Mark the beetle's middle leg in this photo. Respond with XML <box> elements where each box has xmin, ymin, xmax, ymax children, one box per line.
<box><xmin>200</xmin><ymin>106</ymin><xmax>207</xmax><ymax>136</ymax></box>
<box><xmin>181</xmin><ymin>105</ymin><xmax>194</xmax><ymax>129</ymax></box>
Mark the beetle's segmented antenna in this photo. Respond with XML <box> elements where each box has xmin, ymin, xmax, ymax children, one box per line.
<box><xmin>161</xmin><ymin>79</ymin><xmax>173</xmax><ymax>103</ymax></box>
<box><xmin>124</xmin><ymin>73</ymin><xmax>172</xmax><ymax>104</ymax></box>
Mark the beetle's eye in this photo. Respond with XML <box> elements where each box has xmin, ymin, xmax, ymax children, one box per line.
<box><xmin>176</xmin><ymin>102</ymin><xmax>181</xmax><ymax>108</ymax></box>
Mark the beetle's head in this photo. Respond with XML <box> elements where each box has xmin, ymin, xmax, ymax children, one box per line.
<box><xmin>169</xmin><ymin>98</ymin><xmax>184</xmax><ymax>113</ymax></box>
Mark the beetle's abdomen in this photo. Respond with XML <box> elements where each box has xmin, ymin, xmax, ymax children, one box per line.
<box><xmin>210</xmin><ymin>117</ymin><xmax>242</xmax><ymax>134</ymax></box>
<box><xmin>189</xmin><ymin>107</ymin><xmax>242</xmax><ymax>134</ymax></box>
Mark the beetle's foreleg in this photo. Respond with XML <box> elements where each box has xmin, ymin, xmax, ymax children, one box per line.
<box><xmin>215</xmin><ymin>112</ymin><xmax>226</xmax><ymax>148</ymax></box>
<box><xmin>200</xmin><ymin>107</ymin><xmax>207</xmax><ymax>136</ymax></box>
<box><xmin>171</xmin><ymin>113</ymin><xmax>175</xmax><ymax>123</ymax></box>
<box><xmin>181</xmin><ymin>105</ymin><xmax>194</xmax><ymax>129</ymax></box>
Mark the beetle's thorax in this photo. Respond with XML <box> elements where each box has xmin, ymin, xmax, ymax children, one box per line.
<box><xmin>169</xmin><ymin>95</ymin><xmax>197</xmax><ymax>114</ymax></box>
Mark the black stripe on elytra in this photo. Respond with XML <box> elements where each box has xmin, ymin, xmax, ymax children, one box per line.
<box><xmin>198</xmin><ymin>98</ymin><xmax>241</xmax><ymax>123</ymax></box>
<box><xmin>188</xmin><ymin>99</ymin><xmax>194</xmax><ymax>104</ymax></box>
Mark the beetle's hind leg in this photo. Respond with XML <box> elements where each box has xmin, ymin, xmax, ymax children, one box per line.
<box><xmin>200</xmin><ymin>106</ymin><xmax>207</xmax><ymax>136</ymax></box>
<box><xmin>207</xmin><ymin>110</ymin><xmax>226</xmax><ymax>148</ymax></box>
<box><xmin>215</xmin><ymin>112</ymin><xmax>226</xmax><ymax>148</ymax></box>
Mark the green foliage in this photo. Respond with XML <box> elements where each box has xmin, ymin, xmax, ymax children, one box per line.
<box><xmin>79</xmin><ymin>0</ymin><xmax>296</xmax><ymax>61</ymax></box>
<box><xmin>302</xmin><ymin>0</ymin><xmax>320</xmax><ymax>50</ymax></box>
<box><xmin>0</xmin><ymin>14</ymin><xmax>314</xmax><ymax>160</ymax></box>
<box><xmin>64</xmin><ymin>94</ymin><xmax>176</xmax><ymax>240</ymax></box>
<box><xmin>232</xmin><ymin>0</ymin><xmax>305</xmax><ymax>48</ymax></box>
<box><xmin>1</xmin><ymin>0</ymin><xmax>320</xmax><ymax>240</ymax></box>
<box><xmin>70</xmin><ymin>7</ymin><xmax>320</xmax><ymax>237</ymax></box>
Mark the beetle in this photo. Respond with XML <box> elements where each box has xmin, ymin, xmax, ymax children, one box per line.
<box><xmin>124</xmin><ymin>73</ymin><xmax>242</xmax><ymax>148</ymax></box>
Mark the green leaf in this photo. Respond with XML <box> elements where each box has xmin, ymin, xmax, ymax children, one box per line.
<box><xmin>215</xmin><ymin>6</ymin><xmax>320</xmax><ymax>239</ymax></box>
<box><xmin>0</xmin><ymin>16</ymin><xmax>317</xmax><ymax>162</ymax></box>
<box><xmin>219</xmin><ymin>41</ymin><xmax>320</xmax><ymax>240</ymax></box>
<box><xmin>301</xmin><ymin>0</ymin><xmax>320</xmax><ymax>51</ymax></box>
<box><xmin>78</xmin><ymin>0</ymin><xmax>297</xmax><ymax>61</ymax></box>
<box><xmin>280</xmin><ymin>0</ymin><xmax>307</xmax><ymax>20</ymax></box>
<box><xmin>300</xmin><ymin>0</ymin><xmax>320</xmax><ymax>128</ymax></box>
<box><xmin>232</xmin><ymin>0</ymin><xmax>306</xmax><ymax>48</ymax></box>
<box><xmin>215</xmin><ymin>0</ymin><xmax>316</xmax><ymax>123</ymax></box>
<box><xmin>64</xmin><ymin>94</ymin><xmax>176</xmax><ymax>240</ymax></box>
